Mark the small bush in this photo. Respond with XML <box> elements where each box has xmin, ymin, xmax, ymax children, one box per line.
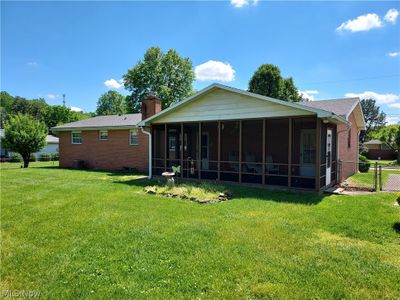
<box><xmin>39</xmin><ymin>153</ymin><xmax>51</xmax><ymax>161</ymax></box>
<box><xmin>51</xmin><ymin>152</ymin><xmax>59</xmax><ymax>161</ymax></box>
<box><xmin>29</xmin><ymin>153</ymin><xmax>37</xmax><ymax>162</ymax></box>
<box><xmin>10</xmin><ymin>153</ymin><xmax>22</xmax><ymax>162</ymax></box>
<box><xmin>358</xmin><ymin>155</ymin><xmax>370</xmax><ymax>172</ymax></box>
<box><xmin>396</xmin><ymin>193</ymin><xmax>400</xmax><ymax>206</ymax></box>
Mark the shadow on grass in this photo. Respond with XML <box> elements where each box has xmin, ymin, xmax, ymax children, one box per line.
<box><xmin>393</xmin><ymin>223</ymin><xmax>400</xmax><ymax>234</ymax></box>
<box><xmin>112</xmin><ymin>176</ymin><xmax>326</xmax><ymax>205</ymax></box>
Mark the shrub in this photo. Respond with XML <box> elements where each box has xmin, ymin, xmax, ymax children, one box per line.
<box><xmin>359</xmin><ymin>155</ymin><xmax>370</xmax><ymax>173</ymax></box>
<box><xmin>51</xmin><ymin>152</ymin><xmax>59</xmax><ymax>161</ymax></box>
<box><xmin>29</xmin><ymin>153</ymin><xmax>37</xmax><ymax>162</ymax></box>
<box><xmin>39</xmin><ymin>152</ymin><xmax>51</xmax><ymax>161</ymax></box>
<box><xmin>10</xmin><ymin>153</ymin><xmax>22</xmax><ymax>162</ymax></box>
<box><xmin>396</xmin><ymin>193</ymin><xmax>400</xmax><ymax>206</ymax></box>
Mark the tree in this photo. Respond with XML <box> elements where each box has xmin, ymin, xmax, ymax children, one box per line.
<box><xmin>40</xmin><ymin>105</ymin><xmax>78</xmax><ymax>129</ymax></box>
<box><xmin>360</xmin><ymin>99</ymin><xmax>386</xmax><ymax>143</ymax></box>
<box><xmin>96</xmin><ymin>91</ymin><xmax>127</xmax><ymax>115</ymax></box>
<box><xmin>372</xmin><ymin>125</ymin><xmax>400</xmax><ymax>163</ymax></box>
<box><xmin>11</xmin><ymin>96</ymin><xmax>48</xmax><ymax>119</ymax></box>
<box><xmin>123</xmin><ymin>47</ymin><xmax>194</xmax><ymax>112</ymax></box>
<box><xmin>1</xmin><ymin>114</ymin><xmax>47</xmax><ymax>168</ymax></box>
<box><xmin>248</xmin><ymin>64</ymin><xmax>301</xmax><ymax>102</ymax></box>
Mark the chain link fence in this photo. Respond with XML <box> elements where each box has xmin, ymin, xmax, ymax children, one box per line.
<box><xmin>339</xmin><ymin>160</ymin><xmax>400</xmax><ymax>192</ymax></box>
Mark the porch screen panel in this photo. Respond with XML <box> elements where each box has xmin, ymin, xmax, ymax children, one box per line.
<box><xmin>220</xmin><ymin>121</ymin><xmax>239</xmax><ymax>182</ymax></box>
<box><xmin>183</xmin><ymin>123</ymin><xmax>199</xmax><ymax>178</ymax></box>
<box><xmin>201</xmin><ymin>122</ymin><xmax>218</xmax><ymax>180</ymax></box>
<box><xmin>331</xmin><ymin>125</ymin><xmax>337</xmax><ymax>184</ymax></box>
<box><xmin>291</xmin><ymin>118</ymin><xmax>316</xmax><ymax>189</ymax></box>
<box><xmin>242</xmin><ymin>120</ymin><xmax>263</xmax><ymax>184</ymax></box>
<box><xmin>320</xmin><ymin>123</ymin><xmax>327</xmax><ymax>188</ymax></box>
<box><xmin>265</xmin><ymin>119</ymin><xmax>289</xmax><ymax>186</ymax></box>
<box><xmin>152</xmin><ymin>125</ymin><xmax>165</xmax><ymax>175</ymax></box>
<box><xmin>166</xmin><ymin>124</ymin><xmax>181</xmax><ymax>170</ymax></box>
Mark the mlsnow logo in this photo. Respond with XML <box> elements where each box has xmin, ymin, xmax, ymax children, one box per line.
<box><xmin>2</xmin><ymin>290</ymin><xmax>41</xmax><ymax>298</ymax></box>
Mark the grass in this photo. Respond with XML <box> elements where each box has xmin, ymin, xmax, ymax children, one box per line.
<box><xmin>1</xmin><ymin>162</ymin><xmax>400</xmax><ymax>299</ymax></box>
<box><xmin>368</xmin><ymin>159</ymin><xmax>399</xmax><ymax>166</ymax></box>
<box><xmin>347</xmin><ymin>169</ymin><xmax>400</xmax><ymax>188</ymax></box>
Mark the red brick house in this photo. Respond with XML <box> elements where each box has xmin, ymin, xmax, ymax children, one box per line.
<box><xmin>52</xmin><ymin>95</ymin><xmax>161</xmax><ymax>171</ymax></box>
<box><xmin>53</xmin><ymin>83</ymin><xmax>365</xmax><ymax>191</ymax></box>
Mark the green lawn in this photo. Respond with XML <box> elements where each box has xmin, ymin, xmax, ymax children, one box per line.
<box><xmin>368</xmin><ymin>159</ymin><xmax>399</xmax><ymax>166</ymax></box>
<box><xmin>1</xmin><ymin>162</ymin><xmax>400</xmax><ymax>299</ymax></box>
<box><xmin>347</xmin><ymin>169</ymin><xmax>400</xmax><ymax>189</ymax></box>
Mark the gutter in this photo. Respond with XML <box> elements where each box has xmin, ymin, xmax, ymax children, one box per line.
<box><xmin>140</xmin><ymin>127</ymin><xmax>152</xmax><ymax>179</ymax></box>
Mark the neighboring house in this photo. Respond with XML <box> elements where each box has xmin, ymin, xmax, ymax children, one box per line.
<box><xmin>53</xmin><ymin>83</ymin><xmax>365</xmax><ymax>191</ymax></box>
<box><xmin>36</xmin><ymin>135</ymin><xmax>59</xmax><ymax>156</ymax></box>
<box><xmin>1</xmin><ymin>129</ymin><xmax>59</xmax><ymax>158</ymax></box>
<box><xmin>363</xmin><ymin>139</ymin><xmax>396</xmax><ymax>160</ymax></box>
<box><xmin>51</xmin><ymin>95</ymin><xmax>160</xmax><ymax>170</ymax></box>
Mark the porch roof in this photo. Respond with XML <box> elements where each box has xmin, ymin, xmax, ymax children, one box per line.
<box><xmin>138</xmin><ymin>83</ymin><xmax>349</xmax><ymax>126</ymax></box>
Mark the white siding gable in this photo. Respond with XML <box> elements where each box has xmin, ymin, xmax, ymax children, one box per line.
<box><xmin>152</xmin><ymin>89</ymin><xmax>314</xmax><ymax>124</ymax></box>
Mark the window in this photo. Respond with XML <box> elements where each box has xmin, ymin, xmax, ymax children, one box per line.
<box><xmin>71</xmin><ymin>131</ymin><xmax>82</xmax><ymax>144</ymax></box>
<box><xmin>347</xmin><ymin>129</ymin><xmax>351</xmax><ymax>148</ymax></box>
<box><xmin>130</xmin><ymin>129</ymin><xmax>139</xmax><ymax>145</ymax></box>
<box><xmin>99</xmin><ymin>130</ymin><xmax>108</xmax><ymax>141</ymax></box>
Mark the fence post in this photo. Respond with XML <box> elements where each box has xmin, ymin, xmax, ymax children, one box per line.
<box><xmin>374</xmin><ymin>162</ymin><xmax>378</xmax><ymax>191</ymax></box>
<box><xmin>379</xmin><ymin>165</ymin><xmax>382</xmax><ymax>191</ymax></box>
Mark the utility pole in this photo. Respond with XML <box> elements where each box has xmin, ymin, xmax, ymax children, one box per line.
<box><xmin>62</xmin><ymin>94</ymin><xmax>66</xmax><ymax>107</ymax></box>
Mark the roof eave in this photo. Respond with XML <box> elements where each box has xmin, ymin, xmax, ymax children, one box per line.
<box><xmin>51</xmin><ymin>125</ymin><xmax>138</xmax><ymax>132</ymax></box>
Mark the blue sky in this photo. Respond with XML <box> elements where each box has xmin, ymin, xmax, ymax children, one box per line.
<box><xmin>1</xmin><ymin>1</ymin><xmax>400</xmax><ymax>123</ymax></box>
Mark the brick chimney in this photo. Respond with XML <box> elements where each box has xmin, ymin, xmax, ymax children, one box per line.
<box><xmin>141</xmin><ymin>92</ymin><xmax>162</xmax><ymax>120</ymax></box>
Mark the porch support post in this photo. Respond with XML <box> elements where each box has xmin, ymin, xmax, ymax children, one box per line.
<box><xmin>198</xmin><ymin>122</ymin><xmax>201</xmax><ymax>180</ymax></box>
<box><xmin>180</xmin><ymin>122</ymin><xmax>183</xmax><ymax>178</ymax></box>
<box><xmin>164</xmin><ymin>124</ymin><xmax>167</xmax><ymax>172</ymax></box>
<box><xmin>218</xmin><ymin>121</ymin><xmax>221</xmax><ymax>181</ymax></box>
<box><xmin>288</xmin><ymin>118</ymin><xmax>292</xmax><ymax>188</ymax></box>
<box><xmin>262</xmin><ymin>119</ymin><xmax>266</xmax><ymax>185</ymax></box>
<box><xmin>239</xmin><ymin>120</ymin><xmax>242</xmax><ymax>183</ymax></box>
<box><xmin>315</xmin><ymin>119</ymin><xmax>321</xmax><ymax>191</ymax></box>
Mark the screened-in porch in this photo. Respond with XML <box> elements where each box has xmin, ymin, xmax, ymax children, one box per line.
<box><xmin>151</xmin><ymin>117</ymin><xmax>337</xmax><ymax>191</ymax></box>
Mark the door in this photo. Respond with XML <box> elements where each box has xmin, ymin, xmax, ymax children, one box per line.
<box><xmin>326</xmin><ymin>128</ymin><xmax>332</xmax><ymax>186</ymax></box>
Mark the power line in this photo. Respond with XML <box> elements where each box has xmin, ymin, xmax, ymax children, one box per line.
<box><xmin>299</xmin><ymin>74</ymin><xmax>400</xmax><ymax>86</ymax></box>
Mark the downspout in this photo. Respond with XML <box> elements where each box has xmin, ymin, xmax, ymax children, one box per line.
<box><xmin>140</xmin><ymin>126</ymin><xmax>152</xmax><ymax>179</ymax></box>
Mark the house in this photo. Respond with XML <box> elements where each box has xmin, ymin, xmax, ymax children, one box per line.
<box><xmin>36</xmin><ymin>135</ymin><xmax>59</xmax><ymax>157</ymax></box>
<box><xmin>363</xmin><ymin>139</ymin><xmax>396</xmax><ymax>160</ymax></box>
<box><xmin>53</xmin><ymin>83</ymin><xmax>365</xmax><ymax>191</ymax></box>
<box><xmin>51</xmin><ymin>94</ymin><xmax>160</xmax><ymax>170</ymax></box>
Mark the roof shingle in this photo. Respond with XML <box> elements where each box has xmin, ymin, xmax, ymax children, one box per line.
<box><xmin>52</xmin><ymin>114</ymin><xmax>141</xmax><ymax>130</ymax></box>
<box><xmin>300</xmin><ymin>98</ymin><xmax>359</xmax><ymax>118</ymax></box>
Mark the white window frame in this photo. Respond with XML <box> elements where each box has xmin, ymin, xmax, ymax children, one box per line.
<box><xmin>129</xmin><ymin>129</ymin><xmax>139</xmax><ymax>145</ymax></box>
<box><xmin>71</xmin><ymin>131</ymin><xmax>82</xmax><ymax>144</ymax></box>
<box><xmin>99</xmin><ymin>130</ymin><xmax>108</xmax><ymax>141</ymax></box>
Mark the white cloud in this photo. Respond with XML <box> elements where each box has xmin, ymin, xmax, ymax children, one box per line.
<box><xmin>299</xmin><ymin>90</ymin><xmax>319</xmax><ymax>101</ymax></box>
<box><xmin>27</xmin><ymin>61</ymin><xmax>39</xmax><ymax>67</ymax></box>
<box><xmin>388</xmin><ymin>51</ymin><xmax>400</xmax><ymax>57</ymax></box>
<box><xmin>195</xmin><ymin>60</ymin><xmax>235</xmax><ymax>82</ymax></box>
<box><xmin>104</xmin><ymin>78</ymin><xmax>124</xmax><ymax>89</ymax></box>
<box><xmin>387</xmin><ymin>116</ymin><xmax>400</xmax><ymax>124</ymax></box>
<box><xmin>70</xmin><ymin>106</ymin><xmax>83</xmax><ymax>112</ymax></box>
<box><xmin>230</xmin><ymin>0</ymin><xmax>258</xmax><ymax>8</ymax></box>
<box><xmin>384</xmin><ymin>8</ymin><xmax>399</xmax><ymax>24</ymax></box>
<box><xmin>336</xmin><ymin>13</ymin><xmax>383</xmax><ymax>32</ymax></box>
<box><xmin>388</xmin><ymin>103</ymin><xmax>400</xmax><ymax>109</ymax></box>
<box><xmin>345</xmin><ymin>91</ymin><xmax>399</xmax><ymax>104</ymax></box>
<box><xmin>46</xmin><ymin>94</ymin><xmax>59</xmax><ymax>100</ymax></box>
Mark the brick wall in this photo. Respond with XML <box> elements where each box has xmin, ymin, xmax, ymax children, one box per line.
<box><xmin>337</xmin><ymin>112</ymin><xmax>359</xmax><ymax>181</ymax></box>
<box><xmin>59</xmin><ymin>129</ymin><xmax>149</xmax><ymax>172</ymax></box>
